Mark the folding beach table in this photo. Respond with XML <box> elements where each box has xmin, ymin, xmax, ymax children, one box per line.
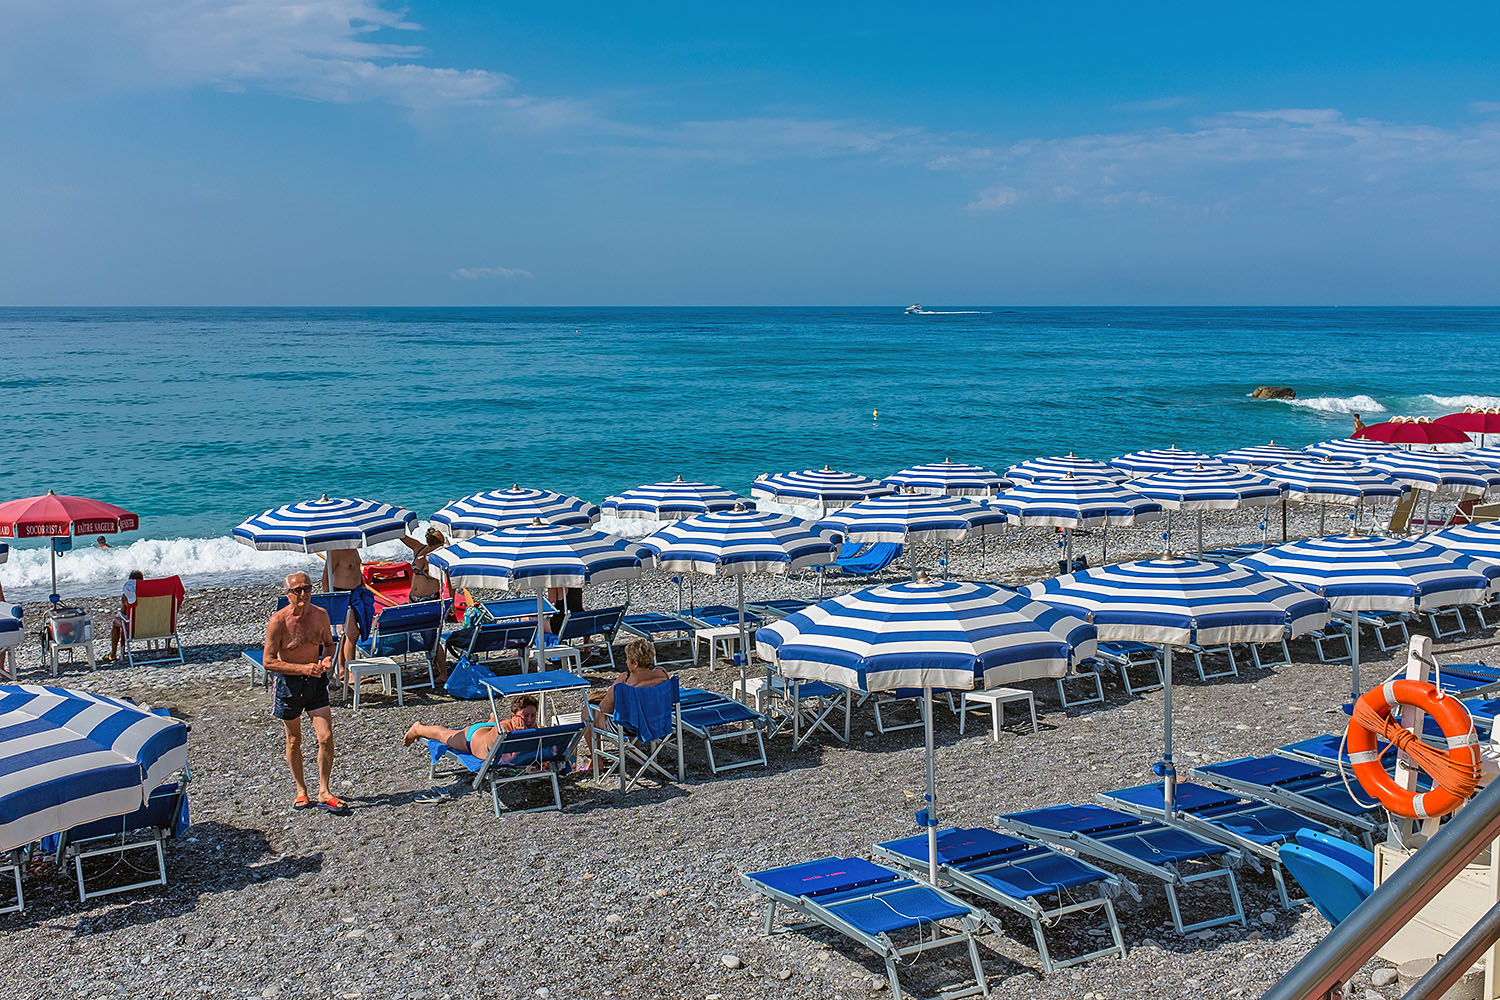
<box><xmin>479</xmin><ymin>669</ymin><xmax>590</xmax><ymax>728</ymax></box>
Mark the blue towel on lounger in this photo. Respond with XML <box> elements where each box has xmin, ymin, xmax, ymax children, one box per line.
<box><xmin>611</xmin><ymin>677</ymin><xmax>680</xmax><ymax>743</ymax></box>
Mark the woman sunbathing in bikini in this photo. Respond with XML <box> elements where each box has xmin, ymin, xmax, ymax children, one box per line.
<box><xmin>402</xmin><ymin>695</ymin><xmax>539</xmax><ymax>759</ymax></box>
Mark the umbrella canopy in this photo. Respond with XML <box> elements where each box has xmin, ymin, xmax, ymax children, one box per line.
<box><xmin>1304</xmin><ymin>437</ymin><xmax>1398</xmax><ymax>462</ymax></box>
<box><xmin>600</xmin><ymin>476</ymin><xmax>745</xmax><ymax>520</ymax></box>
<box><xmin>1464</xmin><ymin>447</ymin><xmax>1500</xmax><ymax>471</ymax></box>
<box><xmin>233</xmin><ymin>495</ymin><xmax>416</xmax><ymax>552</ymax></box>
<box><xmin>639</xmin><ymin>507</ymin><xmax>838</xmax><ymax>576</ymax></box>
<box><xmin>1006</xmin><ymin>454</ymin><xmax>1126</xmax><ymax>484</ymax></box>
<box><xmin>1236</xmin><ymin>535</ymin><xmax>1500</xmax><ymax>612</ymax></box>
<box><xmin>431</xmin><ymin>486</ymin><xmax>599</xmax><ymax>539</ymax></box>
<box><xmin>1435</xmin><ymin>410</ymin><xmax>1500</xmax><ymax>435</ymax></box>
<box><xmin>750</xmin><ymin>467</ymin><xmax>891</xmax><ymax>511</ymax></box>
<box><xmin>1356</xmin><ymin>418</ymin><xmax>1471</xmax><ymax>446</ymax></box>
<box><xmin>426</xmin><ymin>521</ymin><xmax>650</xmax><ymax>589</ymax></box>
<box><xmin>1422</xmin><ymin>523</ymin><xmax>1500</xmax><ymax>568</ymax></box>
<box><xmin>882</xmin><ymin>460</ymin><xmax>1010</xmax><ymax>496</ymax></box>
<box><xmin>0</xmin><ymin>491</ymin><xmax>139</xmax><ymax>539</ymax></box>
<box><xmin>757</xmin><ymin>575</ymin><xmax>1096</xmax><ymax>884</ymax></box>
<box><xmin>1020</xmin><ymin>559</ymin><xmax>1330</xmax><ymax>647</ymax></box>
<box><xmin>1365</xmin><ymin>451</ymin><xmax>1500</xmax><ymax>497</ymax></box>
<box><xmin>1214</xmin><ymin>443</ymin><xmax>1307</xmax><ymax>469</ymax></box>
<box><xmin>819</xmin><ymin>492</ymin><xmax>1006</xmax><ymax>544</ymax></box>
<box><xmin>986</xmin><ymin>475</ymin><xmax>1163</xmax><ymax>529</ymax></box>
<box><xmin>1261</xmin><ymin>461</ymin><xmax>1408</xmax><ymax>504</ymax></box>
<box><xmin>1108</xmin><ymin>447</ymin><xmax>1221</xmax><ymax>476</ymax></box>
<box><xmin>1130</xmin><ymin>466</ymin><xmax>1284</xmax><ymax>511</ymax></box>
<box><xmin>1</xmin><ymin>685</ymin><xmax>189</xmax><ymax>852</ymax></box>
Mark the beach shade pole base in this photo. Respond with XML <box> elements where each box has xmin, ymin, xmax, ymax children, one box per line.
<box><xmin>1156</xmin><ymin>644</ymin><xmax>1176</xmax><ymax>819</ymax></box>
<box><xmin>923</xmin><ymin>686</ymin><xmax>939</xmax><ymax>885</ymax></box>
<box><xmin>534</xmin><ymin>591</ymin><xmax>547</xmax><ymax>672</ymax></box>
<box><xmin>1350</xmin><ymin>608</ymin><xmax>1362</xmax><ymax>700</ymax></box>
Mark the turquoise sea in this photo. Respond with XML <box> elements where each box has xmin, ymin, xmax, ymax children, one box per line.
<box><xmin>3</xmin><ymin>307</ymin><xmax>1498</xmax><ymax>597</ymax></box>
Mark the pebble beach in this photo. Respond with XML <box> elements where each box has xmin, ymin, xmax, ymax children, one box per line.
<box><xmin>0</xmin><ymin>508</ymin><xmax>1456</xmax><ymax>1000</ymax></box>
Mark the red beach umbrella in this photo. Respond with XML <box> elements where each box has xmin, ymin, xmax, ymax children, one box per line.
<box><xmin>1355</xmin><ymin>419</ymin><xmax>1471</xmax><ymax>447</ymax></box>
<box><xmin>0</xmin><ymin>490</ymin><xmax>140</xmax><ymax>597</ymax></box>
<box><xmin>1435</xmin><ymin>409</ymin><xmax>1500</xmax><ymax>447</ymax></box>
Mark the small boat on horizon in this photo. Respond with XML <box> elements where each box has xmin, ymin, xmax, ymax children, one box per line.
<box><xmin>905</xmin><ymin>303</ymin><xmax>925</xmax><ymax>314</ymax></box>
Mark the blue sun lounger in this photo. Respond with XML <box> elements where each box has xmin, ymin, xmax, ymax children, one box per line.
<box><xmin>426</xmin><ymin>723</ymin><xmax>584</xmax><ymax>815</ymax></box>
<box><xmin>1278</xmin><ymin>829</ymin><xmax>1374</xmax><ymax>928</ymax></box>
<box><xmin>679</xmin><ymin>687</ymin><xmax>768</xmax><ymax>774</ymax></box>
<box><xmin>834</xmin><ymin>541</ymin><xmax>904</xmax><ymax>575</ymax></box>
<box><xmin>1095</xmin><ymin>641</ymin><xmax>1164</xmax><ymax>695</ymax></box>
<box><xmin>872</xmin><ymin>827</ymin><xmax>1129</xmax><ymax>974</ymax></box>
<box><xmin>743</xmin><ymin>856</ymin><xmax>994</xmax><ymax>1000</ymax></box>
<box><xmin>680</xmin><ymin>604</ymin><xmax>764</xmax><ymax>629</ymax></box>
<box><xmin>746</xmin><ymin>598</ymin><xmax>815</xmax><ymax>620</ymax></box>
<box><xmin>993</xmin><ymin>803</ymin><xmax>1246</xmax><ymax>934</ymax></box>
<box><xmin>619</xmin><ymin>612</ymin><xmax>696</xmax><ymax>666</ymax></box>
<box><xmin>1099</xmin><ymin>781</ymin><xmax>1339</xmax><ymax>909</ymax></box>
<box><xmin>1190</xmin><ymin>754</ymin><xmax>1383</xmax><ymax>846</ymax></box>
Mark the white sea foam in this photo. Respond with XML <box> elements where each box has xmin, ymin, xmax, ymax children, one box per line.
<box><xmin>1266</xmin><ymin>394</ymin><xmax>1387</xmax><ymax>417</ymax></box>
<box><xmin>1419</xmin><ymin>394</ymin><xmax>1500</xmax><ymax>411</ymax></box>
<box><xmin>1</xmin><ymin>535</ymin><xmax>416</xmax><ymax>603</ymax></box>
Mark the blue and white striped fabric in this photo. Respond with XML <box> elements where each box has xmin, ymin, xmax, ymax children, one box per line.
<box><xmin>882</xmin><ymin>460</ymin><xmax>1010</xmax><ymax>496</ymax></box>
<box><xmin>1021</xmin><ymin>559</ymin><xmax>1331</xmax><ymax>646</ymax></box>
<box><xmin>1214</xmin><ymin>443</ymin><xmax>1308</xmax><ymax>469</ymax></box>
<box><xmin>1304</xmin><ymin>438</ymin><xmax>1397</xmax><ymax>462</ymax></box>
<box><xmin>233</xmin><ymin>495</ymin><xmax>417</xmax><ymax>552</ymax></box>
<box><xmin>1261</xmin><ymin>461</ymin><xmax>1407</xmax><ymax>504</ymax></box>
<box><xmin>750</xmin><ymin>467</ymin><xmax>891</xmax><ymax>509</ymax></box>
<box><xmin>425</xmin><ymin>522</ymin><xmax>651</xmax><ymax>589</ymax></box>
<box><xmin>0</xmin><ymin>604</ymin><xmax>21</xmax><ymax>651</ymax></box>
<box><xmin>1006</xmin><ymin>454</ymin><xmax>1126</xmax><ymax>483</ymax></box>
<box><xmin>1108</xmin><ymin>447</ymin><xmax>1220</xmax><ymax>476</ymax></box>
<box><xmin>640</xmin><ymin>508</ymin><xmax>839</xmax><ymax>576</ymax></box>
<box><xmin>1420</xmin><ymin>523</ymin><xmax>1500</xmax><ymax>568</ymax></box>
<box><xmin>1466</xmin><ymin>447</ymin><xmax>1500</xmax><ymax>470</ymax></box>
<box><xmin>600</xmin><ymin>477</ymin><xmax>746</xmax><ymax>520</ymax></box>
<box><xmin>1</xmin><ymin>685</ymin><xmax>189</xmax><ymax>852</ymax></box>
<box><xmin>755</xmin><ymin>578</ymin><xmax>1097</xmax><ymax>691</ymax></box>
<box><xmin>431</xmin><ymin>486</ymin><xmax>600</xmax><ymax>539</ymax></box>
<box><xmin>1236</xmin><ymin>535</ymin><xmax>1500</xmax><ymax>613</ymax></box>
<box><xmin>1365</xmin><ymin>451</ymin><xmax>1500</xmax><ymax>496</ymax></box>
<box><xmin>818</xmin><ymin>492</ymin><xmax>1006</xmax><ymax>543</ymax></box>
<box><xmin>1130</xmin><ymin>466</ymin><xmax>1285</xmax><ymax>510</ymax></box>
<box><xmin>986</xmin><ymin>476</ymin><xmax>1164</xmax><ymax>528</ymax></box>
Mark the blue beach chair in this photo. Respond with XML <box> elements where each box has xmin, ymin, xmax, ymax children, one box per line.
<box><xmin>872</xmin><ymin>827</ymin><xmax>1129</xmax><ymax>974</ymax></box>
<box><xmin>618</xmin><ymin>612</ymin><xmax>696</xmax><ymax>666</ymax></box>
<box><xmin>427</xmin><ymin>723</ymin><xmax>584</xmax><ymax>815</ymax></box>
<box><xmin>835</xmin><ymin>542</ymin><xmax>903</xmax><ymax>575</ymax></box>
<box><xmin>742</xmin><ymin>856</ymin><xmax>993</xmax><ymax>1000</ymax></box>
<box><xmin>359</xmin><ymin>599</ymin><xmax>447</xmax><ymax>688</ymax></box>
<box><xmin>746</xmin><ymin>598</ymin><xmax>815</xmax><ymax>620</ymax></box>
<box><xmin>588</xmin><ymin>677</ymin><xmax>683</xmax><ymax>792</ymax></box>
<box><xmin>1190</xmin><ymin>754</ymin><xmax>1384</xmax><ymax>846</ymax></box>
<box><xmin>678</xmin><ymin>687</ymin><xmax>768</xmax><ymax>774</ymax></box>
<box><xmin>449</xmin><ymin>621</ymin><xmax>535</xmax><ymax>672</ymax></box>
<box><xmin>1278</xmin><ymin>829</ymin><xmax>1374</xmax><ymax>927</ymax></box>
<box><xmin>1099</xmin><ymin>781</ymin><xmax>1339</xmax><ymax>909</ymax></box>
<box><xmin>541</xmin><ymin>605</ymin><xmax>628</xmax><ymax>671</ymax></box>
<box><xmin>993</xmin><ymin>803</ymin><xmax>1246</xmax><ymax>934</ymax></box>
<box><xmin>1095</xmin><ymin>641</ymin><xmax>1164</xmax><ymax>695</ymax></box>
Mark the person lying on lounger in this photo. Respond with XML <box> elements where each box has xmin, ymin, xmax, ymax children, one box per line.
<box><xmin>401</xmin><ymin>695</ymin><xmax>540</xmax><ymax>759</ymax></box>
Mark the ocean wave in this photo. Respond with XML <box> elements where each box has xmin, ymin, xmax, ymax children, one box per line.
<box><xmin>0</xmin><ymin>535</ymin><xmax>417</xmax><ymax>603</ymax></box>
<box><xmin>1419</xmin><ymin>394</ymin><xmax>1500</xmax><ymax>411</ymax></box>
<box><xmin>1266</xmin><ymin>394</ymin><xmax>1387</xmax><ymax>417</ymax></box>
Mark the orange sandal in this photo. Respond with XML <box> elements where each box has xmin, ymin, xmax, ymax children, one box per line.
<box><xmin>292</xmin><ymin>794</ymin><xmax>312</xmax><ymax>811</ymax></box>
<box><xmin>315</xmin><ymin>796</ymin><xmax>351</xmax><ymax>815</ymax></box>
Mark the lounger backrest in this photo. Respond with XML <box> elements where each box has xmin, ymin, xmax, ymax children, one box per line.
<box><xmin>492</xmin><ymin>723</ymin><xmax>585</xmax><ymax>769</ymax></box>
<box><xmin>609</xmin><ymin>677</ymin><xmax>680</xmax><ymax>743</ymax></box>
<box><xmin>1017</xmin><ymin>804</ymin><xmax>1145</xmax><ymax>835</ymax></box>
<box><xmin>751</xmin><ymin>857</ymin><xmax>901</xmax><ymax>899</ymax></box>
<box><xmin>125</xmin><ymin>577</ymin><xmax>186</xmax><ymax>636</ymax></box>
<box><xmin>1202</xmin><ymin>755</ymin><xmax>1327</xmax><ymax>787</ymax></box>
<box><xmin>369</xmin><ymin>600</ymin><xmax>447</xmax><ymax>655</ymax></box>
<box><xmin>467</xmin><ymin>622</ymin><xmax>536</xmax><ymax>655</ymax></box>
<box><xmin>557</xmin><ymin>605</ymin><xmax>627</xmax><ymax>642</ymax></box>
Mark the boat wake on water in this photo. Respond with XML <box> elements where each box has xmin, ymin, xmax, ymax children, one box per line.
<box><xmin>904</xmin><ymin>303</ymin><xmax>990</xmax><ymax>315</ymax></box>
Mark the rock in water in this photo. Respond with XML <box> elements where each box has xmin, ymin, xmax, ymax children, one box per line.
<box><xmin>1251</xmin><ymin>385</ymin><xmax>1297</xmax><ymax>400</ymax></box>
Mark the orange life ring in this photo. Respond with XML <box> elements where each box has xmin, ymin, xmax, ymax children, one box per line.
<box><xmin>1345</xmin><ymin>679</ymin><xmax>1482</xmax><ymax>820</ymax></box>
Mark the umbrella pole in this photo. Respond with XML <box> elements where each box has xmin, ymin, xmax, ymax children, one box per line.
<box><xmin>1320</xmin><ymin>502</ymin><xmax>1327</xmax><ymax>537</ymax></box>
<box><xmin>1281</xmin><ymin>496</ymin><xmax>1288</xmax><ymax>543</ymax></box>
<box><xmin>736</xmin><ymin>575</ymin><xmax>752</xmax><ymax>703</ymax></box>
<box><xmin>1164</xmin><ymin>513</ymin><xmax>1173</xmax><ymax>556</ymax></box>
<box><xmin>1102</xmin><ymin>526</ymin><xmax>1109</xmax><ymax>563</ymax></box>
<box><xmin>1162</xmin><ymin>645</ymin><xmax>1176</xmax><ymax>818</ymax></box>
<box><xmin>908</xmin><ymin>544</ymin><xmax>917</xmax><ymax>581</ymax></box>
<box><xmin>1196</xmin><ymin>512</ymin><xmax>1204</xmax><ymax>558</ymax></box>
<box><xmin>534</xmin><ymin>591</ymin><xmax>547</xmax><ymax>672</ymax></box>
<box><xmin>924</xmin><ymin>686</ymin><xmax>938</xmax><ymax>885</ymax></box>
<box><xmin>1424</xmin><ymin>492</ymin><xmax>1434</xmax><ymax>535</ymax></box>
<box><xmin>1065</xmin><ymin>527</ymin><xmax>1074</xmax><ymax>573</ymax></box>
<box><xmin>50</xmin><ymin>543</ymin><xmax>58</xmax><ymax>600</ymax></box>
<box><xmin>1350</xmin><ymin>609</ymin><xmax>1362</xmax><ymax>699</ymax></box>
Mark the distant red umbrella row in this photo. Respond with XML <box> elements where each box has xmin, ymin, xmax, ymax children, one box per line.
<box><xmin>1356</xmin><ymin>409</ymin><xmax>1500</xmax><ymax>447</ymax></box>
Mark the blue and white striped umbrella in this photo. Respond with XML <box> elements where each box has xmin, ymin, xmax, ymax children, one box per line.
<box><xmin>819</xmin><ymin>492</ymin><xmax>1006</xmax><ymax>544</ymax></box>
<box><xmin>986</xmin><ymin>476</ymin><xmax>1163</xmax><ymax>529</ymax></box>
<box><xmin>1366</xmin><ymin>451</ymin><xmax>1500</xmax><ymax>496</ymax></box>
<box><xmin>1006</xmin><ymin>454</ymin><xmax>1126</xmax><ymax>483</ymax></box>
<box><xmin>750</xmin><ymin>467</ymin><xmax>891</xmax><ymax>512</ymax></box>
<box><xmin>1261</xmin><ymin>461</ymin><xmax>1408</xmax><ymax>504</ymax></box>
<box><xmin>1129</xmin><ymin>466</ymin><xmax>1284</xmax><ymax>510</ymax></box>
<box><xmin>1</xmin><ymin>685</ymin><xmax>189</xmax><ymax>852</ymax></box>
<box><xmin>426</xmin><ymin>521</ymin><xmax>650</xmax><ymax>590</ymax></box>
<box><xmin>1022</xmin><ymin>559</ymin><xmax>1330</xmax><ymax>816</ymax></box>
<box><xmin>1214</xmin><ymin>442</ymin><xmax>1308</xmax><ymax>469</ymax></box>
<box><xmin>756</xmin><ymin>576</ymin><xmax>1096</xmax><ymax>883</ymax></box>
<box><xmin>882</xmin><ymin>459</ymin><xmax>1010</xmax><ymax>496</ymax></box>
<box><xmin>1421</xmin><ymin>522</ymin><xmax>1500</xmax><ymax>568</ymax></box>
<box><xmin>233</xmin><ymin>495</ymin><xmax>417</xmax><ymax>552</ymax></box>
<box><xmin>431</xmin><ymin>485</ymin><xmax>599</xmax><ymax>539</ymax></box>
<box><xmin>1466</xmin><ymin>447</ymin><xmax>1500</xmax><ymax>470</ymax></box>
<box><xmin>641</xmin><ymin>508</ymin><xmax>839</xmax><ymax>576</ymax></box>
<box><xmin>1108</xmin><ymin>447</ymin><xmax>1221</xmax><ymax>476</ymax></box>
<box><xmin>1020</xmin><ymin>559</ymin><xmax>1330</xmax><ymax>647</ymax></box>
<box><xmin>601</xmin><ymin>476</ymin><xmax>746</xmax><ymax>520</ymax></box>
<box><xmin>1304</xmin><ymin>437</ymin><xmax>1398</xmax><ymax>462</ymax></box>
<box><xmin>1236</xmin><ymin>535</ymin><xmax>1500</xmax><ymax>613</ymax></box>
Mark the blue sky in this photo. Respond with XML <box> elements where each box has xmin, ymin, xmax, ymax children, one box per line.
<box><xmin>2</xmin><ymin>2</ymin><xmax>1498</xmax><ymax>305</ymax></box>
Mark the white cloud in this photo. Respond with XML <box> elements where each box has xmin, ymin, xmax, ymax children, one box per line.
<box><xmin>1471</xmin><ymin>101</ymin><xmax>1500</xmax><ymax>115</ymax></box>
<box><xmin>966</xmin><ymin>186</ymin><xmax>1019</xmax><ymax>213</ymax></box>
<box><xmin>1115</xmin><ymin>96</ymin><xmax>1189</xmax><ymax>112</ymax></box>
<box><xmin>450</xmin><ymin>265</ymin><xmax>533</xmax><ymax>281</ymax></box>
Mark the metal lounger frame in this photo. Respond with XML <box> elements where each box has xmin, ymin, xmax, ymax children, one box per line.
<box><xmin>1095</xmin><ymin>645</ymin><xmax>1164</xmax><ymax>695</ymax></box>
<box><xmin>1188</xmin><ymin>762</ymin><xmax>1382</xmax><ymax>849</ymax></box>
<box><xmin>53</xmin><ymin>774</ymin><xmax>189</xmax><ymax>902</ymax></box>
<box><xmin>429</xmin><ymin>725</ymin><xmax>584</xmax><ymax>815</ymax></box>
<box><xmin>587</xmin><ymin>700</ymin><xmax>685</xmax><ymax>792</ymax></box>
<box><xmin>1184</xmin><ymin>643</ymin><xmax>1237</xmax><ymax>681</ymax></box>
<box><xmin>618</xmin><ymin>614</ymin><xmax>696</xmax><ymax>666</ymax></box>
<box><xmin>870</xmin><ymin>841</ymin><xmax>1130</xmax><ymax>975</ymax></box>
<box><xmin>1056</xmin><ymin>662</ymin><xmax>1105</xmax><ymax>709</ymax></box>
<box><xmin>742</xmin><ymin>871</ymin><xmax>992</xmax><ymax>1000</ymax></box>
<box><xmin>1425</xmin><ymin>606</ymin><xmax>1469</xmax><ymax>640</ymax></box>
<box><xmin>678</xmin><ymin>691</ymin><xmax>768</xmax><ymax>774</ymax></box>
<box><xmin>993</xmin><ymin>812</ymin><xmax>1246</xmax><ymax>934</ymax></box>
<box><xmin>783</xmin><ymin>679</ymin><xmax>853</xmax><ymax>749</ymax></box>
<box><xmin>1</xmin><ymin>851</ymin><xmax>22</xmax><ymax>914</ymax></box>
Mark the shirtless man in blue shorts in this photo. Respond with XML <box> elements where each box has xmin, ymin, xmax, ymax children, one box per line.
<box><xmin>264</xmin><ymin>571</ymin><xmax>349</xmax><ymax>814</ymax></box>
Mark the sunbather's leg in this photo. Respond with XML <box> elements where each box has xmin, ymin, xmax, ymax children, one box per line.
<box><xmin>340</xmin><ymin>607</ymin><xmax>359</xmax><ymax>680</ymax></box>
<box><xmin>307</xmin><ymin>707</ymin><xmax>336</xmax><ymax>801</ymax></box>
<box><xmin>403</xmin><ymin>722</ymin><xmax>469</xmax><ymax>752</ymax></box>
<box><xmin>109</xmin><ymin>616</ymin><xmax>124</xmax><ymax>659</ymax></box>
<box><xmin>284</xmin><ymin>717</ymin><xmax>309</xmax><ymax>801</ymax></box>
